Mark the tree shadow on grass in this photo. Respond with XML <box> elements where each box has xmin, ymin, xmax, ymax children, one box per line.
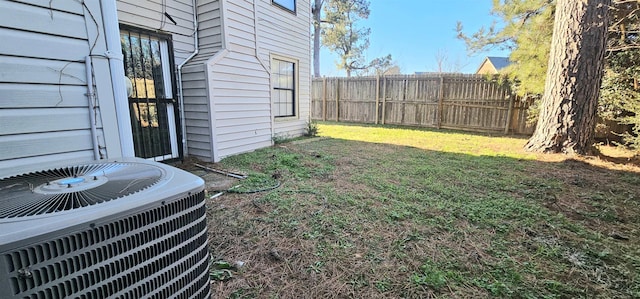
<box><xmin>596</xmin><ymin>151</ymin><xmax>640</xmax><ymax>168</ymax></box>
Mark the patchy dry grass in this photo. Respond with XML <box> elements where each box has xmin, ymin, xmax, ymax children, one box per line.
<box><xmin>199</xmin><ymin>122</ymin><xmax>640</xmax><ymax>298</ymax></box>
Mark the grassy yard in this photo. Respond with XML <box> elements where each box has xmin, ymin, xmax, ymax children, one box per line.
<box><xmin>204</xmin><ymin>122</ymin><xmax>640</xmax><ymax>298</ymax></box>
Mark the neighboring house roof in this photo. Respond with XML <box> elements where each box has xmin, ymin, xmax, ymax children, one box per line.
<box><xmin>383</xmin><ymin>66</ymin><xmax>401</xmax><ymax>75</ymax></box>
<box><xmin>476</xmin><ymin>56</ymin><xmax>511</xmax><ymax>74</ymax></box>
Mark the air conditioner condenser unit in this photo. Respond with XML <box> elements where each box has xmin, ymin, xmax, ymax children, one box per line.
<box><xmin>0</xmin><ymin>158</ymin><xmax>211</xmax><ymax>298</ymax></box>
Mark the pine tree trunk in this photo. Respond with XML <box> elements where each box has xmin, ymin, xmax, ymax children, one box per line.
<box><xmin>525</xmin><ymin>0</ymin><xmax>610</xmax><ymax>155</ymax></box>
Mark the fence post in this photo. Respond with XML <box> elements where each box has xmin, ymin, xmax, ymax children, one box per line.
<box><xmin>504</xmin><ymin>94</ymin><xmax>515</xmax><ymax>134</ymax></box>
<box><xmin>335</xmin><ymin>78</ymin><xmax>340</xmax><ymax>122</ymax></box>
<box><xmin>381</xmin><ymin>76</ymin><xmax>387</xmax><ymax>124</ymax></box>
<box><xmin>375</xmin><ymin>75</ymin><xmax>380</xmax><ymax>124</ymax></box>
<box><xmin>401</xmin><ymin>78</ymin><xmax>407</xmax><ymax>124</ymax></box>
<box><xmin>437</xmin><ymin>75</ymin><xmax>444</xmax><ymax>129</ymax></box>
<box><xmin>322</xmin><ymin>77</ymin><xmax>327</xmax><ymax>121</ymax></box>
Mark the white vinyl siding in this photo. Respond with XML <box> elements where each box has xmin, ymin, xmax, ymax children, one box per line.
<box><xmin>182</xmin><ymin>63</ymin><xmax>215</xmax><ymax>160</ymax></box>
<box><xmin>195</xmin><ymin>0</ymin><xmax>311</xmax><ymax>161</ymax></box>
<box><xmin>225</xmin><ymin>1</ymin><xmax>259</xmax><ymax>56</ymax></box>
<box><xmin>116</xmin><ymin>0</ymin><xmax>196</xmax><ymax>65</ymax></box>
<box><xmin>192</xmin><ymin>0</ymin><xmax>224</xmax><ymax>63</ymax></box>
<box><xmin>258</xmin><ymin>0</ymin><xmax>311</xmax><ymax>138</ymax></box>
<box><xmin>194</xmin><ymin>0</ymin><xmax>265</xmax><ymax>161</ymax></box>
<box><xmin>208</xmin><ymin>50</ymin><xmax>272</xmax><ymax>161</ymax></box>
<box><xmin>173</xmin><ymin>0</ymin><xmax>311</xmax><ymax>162</ymax></box>
<box><xmin>0</xmin><ymin>0</ymin><xmax>121</xmax><ymax>171</ymax></box>
<box><xmin>181</xmin><ymin>0</ymin><xmax>223</xmax><ymax>161</ymax></box>
<box><xmin>0</xmin><ymin>0</ymin><xmax>311</xmax><ymax>168</ymax></box>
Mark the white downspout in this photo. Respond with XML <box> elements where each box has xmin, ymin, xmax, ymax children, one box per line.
<box><xmin>100</xmin><ymin>0</ymin><xmax>135</xmax><ymax>158</ymax></box>
<box><xmin>177</xmin><ymin>0</ymin><xmax>199</xmax><ymax>157</ymax></box>
<box><xmin>85</xmin><ymin>56</ymin><xmax>101</xmax><ymax>160</ymax></box>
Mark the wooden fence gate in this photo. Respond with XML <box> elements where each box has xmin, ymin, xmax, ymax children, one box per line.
<box><xmin>311</xmin><ymin>74</ymin><xmax>534</xmax><ymax>135</ymax></box>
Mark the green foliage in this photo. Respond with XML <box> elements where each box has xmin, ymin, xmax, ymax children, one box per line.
<box><xmin>359</xmin><ymin>54</ymin><xmax>398</xmax><ymax>76</ymax></box>
<box><xmin>411</xmin><ymin>260</ymin><xmax>448</xmax><ymax>290</ymax></box>
<box><xmin>601</xmin><ymin>49</ymin><xmax>640</xmax><ymax>151</ymax></box>
<box><xmin>374</xmin><ymin>280</ymin><xmax>391</xmax><ymax>293</ymax></box>
<box><xmin>506</xmin><ymin>3</ymin><xmax>553</xmax><ymax>96</ymax></box>
<box><xmin>304</xmin><ymin>121</ymin><xmax>319</xmax><ymax>137</ymax></box>
<box><xmin>322</xmin><ymin>0</ymin><xmax>371</xmax><ymax>77</ymax></box>
<box><xmin>210</xmin><ymin>260</ymin><xmax>234</xmax><ymax>281</ymax></box>
<box><xmin>460</xmin><ymin>0</ymin><xmax>640</xmax><ymax>147</ymax></box>
<box><xmin>457</xmin><ymin>0</ymin><xmax>554</xmax><ymax>96</ymax></box>
<box><xmin>319</xmin><ymin>0</ymin><xmax>394</xmax><ymax>77</ymax></box>
<box><xmin>605</xmin><ymin>3</ymin><xmax>640</xmax><ymax>151</ymax></box>
<box><xmin>272</xmin><ymin>134</ymin><xmax>289</xmax><ymax>144</ymax></box>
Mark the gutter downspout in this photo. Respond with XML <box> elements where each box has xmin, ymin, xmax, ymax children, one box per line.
<box><xmin>100</xmin><ymin>0</ymin><xmax>135</xmax><ymax>158</ymax></box>
<box><xmin>85</xmin><ymin>56</ymin><xmax>101</xmax><ymax>160</ymax></box>
<box><xmin>177</xmin><ymin>0</ymin><xmax>199</xmax><ymax>158</ymax></box>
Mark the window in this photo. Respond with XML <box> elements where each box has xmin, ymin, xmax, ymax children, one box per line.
<box><xmin>272</xmin><ymin>0</ymin><xmax>295</xmax><ymax>12</ymax></box>
<box><xmin>272</xmin><ymin>58</ymin><xmax>296</xmax><ymax>118</ymax></box>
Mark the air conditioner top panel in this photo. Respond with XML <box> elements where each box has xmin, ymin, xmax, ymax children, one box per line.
<box><xmin>0</xmin><ymin>157</ymin><xmax>204</xmax><ymax>247</ymax></box>
<box><xmin>0</xmin><ymin>161</ymin><xmax>165</xmax><ymax>218</ymax></box>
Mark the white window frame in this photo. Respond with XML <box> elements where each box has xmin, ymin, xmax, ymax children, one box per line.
<box><xmin>272</xmin><ymin>0</ymin><xmax>296</xmax><ymax>13</ymax></box>
<box><xmin>271</xmin><ymin>55</ymin><xmax>299</xmax><ymax>121</ymax></box>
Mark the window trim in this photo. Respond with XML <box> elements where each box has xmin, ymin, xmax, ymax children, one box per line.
<box><xmin>271</xmin><ymin>55</ymin><xmax>299</xmax><ymax>121</ymax></box>
<box><xmin>272</xmin><ymin>0</ymin><xmax>296</xmax><ymax>13</ymax></box>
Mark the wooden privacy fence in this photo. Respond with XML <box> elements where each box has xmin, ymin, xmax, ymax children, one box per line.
<box><xmin>311</xmin><ymin>74</ymin><xmax>534</xmax><ymax>135</ymax></box>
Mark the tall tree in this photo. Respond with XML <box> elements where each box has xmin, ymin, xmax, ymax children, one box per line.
<box><xmin>312</xmin><ymin>0</ymin><xmax>324</xmax><ymax>78</ymax></box>
<box><xmin>524</xmin><ymin>0</ymin><xmax>610</xmax><ymax>154</ymax></box>
<box><xmin>322</xmin><ymin>0</ymin><xmax>371</xmax><ymax>77</ymax></box>
<box><xmin>432</xmin><ymin>49</ymin><xmax>469</xmax><ymax>73</ymax></box>
<box><xmin>314</xmin><ymin>0</ymin><xmax>393</xmax><ymax>77</ymax></box>
<box><xmin>456</xmin><ymin>0</ymin><xmax>555</xmax><ymax>95</ymax></box>
<box><xmin>359</xmin><ymin>54</ymin><xmax>398</xmax><ymax>76</ymax></box>
<box><xmin>459</xmin><ymin>0</ymin><xmax>640</xmax><ymax>151</ymax></box>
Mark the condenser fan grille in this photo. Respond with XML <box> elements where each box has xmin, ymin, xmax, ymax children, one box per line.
<box><xmin>0</xmin><ymin>162</ymin><xmax>163</xmax><ymax>218</ymax></box>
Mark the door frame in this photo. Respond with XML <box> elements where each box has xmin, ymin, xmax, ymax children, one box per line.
<box><xmin>119</xmin><ymin>24</ymin><xmax>182</xmax><ymax>161</ymax></box>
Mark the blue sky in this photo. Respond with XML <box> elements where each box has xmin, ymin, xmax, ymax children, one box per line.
<box><xmin>319</xmin><ymin>0</ymin><xmax>511</xmax><ymax>76</ymax></box>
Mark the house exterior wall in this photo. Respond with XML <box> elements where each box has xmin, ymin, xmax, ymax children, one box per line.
<box><xmin>476</xmin><ymin>60</ymin><xmax>497</xmax><ymax>75</ymax></box>
<box><xmin>257</xmin><ymin>0</ymin><xmax>312</xmax><ymax>138</ymax></box>
<box><xmin>205</xmin><ymin>0</ymin><xmax>271</xmax><ymax>161</ymax></box>
<box><xmin>182</xmin><ymin>63</ymin><xmax>215</xmax><ymax>160</ymax></box>
<box><xmin>0</xmin><ymin>0</ymin><xmax>122</xmax><ymax>172</ymax></box>
<box><xmin>476</xmin><ymin>57</ymin><xmax>510</xmax><ymax>75</ymax></box>
<box><xmin>116</xmin><ymin>0</ymin><xmax>197</xmax><ymax>65</ymax></box>
<box><xmin>115</xmin><ymin>0</ymin><xmax>312</xmax><ymax>162</ymax></box>
<box><xmin>192</xmin><ymin>0</ymin><xmax>224</xmax><ymax>63</ymax></box>
<box><xmin>1</xmin><ymin>0</ymin><xmax>312</xmax><ymax>169</ymax></box>
<box><xmin>199</xmin><ymin>0</ymin><xmax>311</xmax><ymax>162</ymax></box>
<box><xmin>181</xmin><ymin>0</ymin><xmax>223</xmax><ymax>161</ymax></box>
